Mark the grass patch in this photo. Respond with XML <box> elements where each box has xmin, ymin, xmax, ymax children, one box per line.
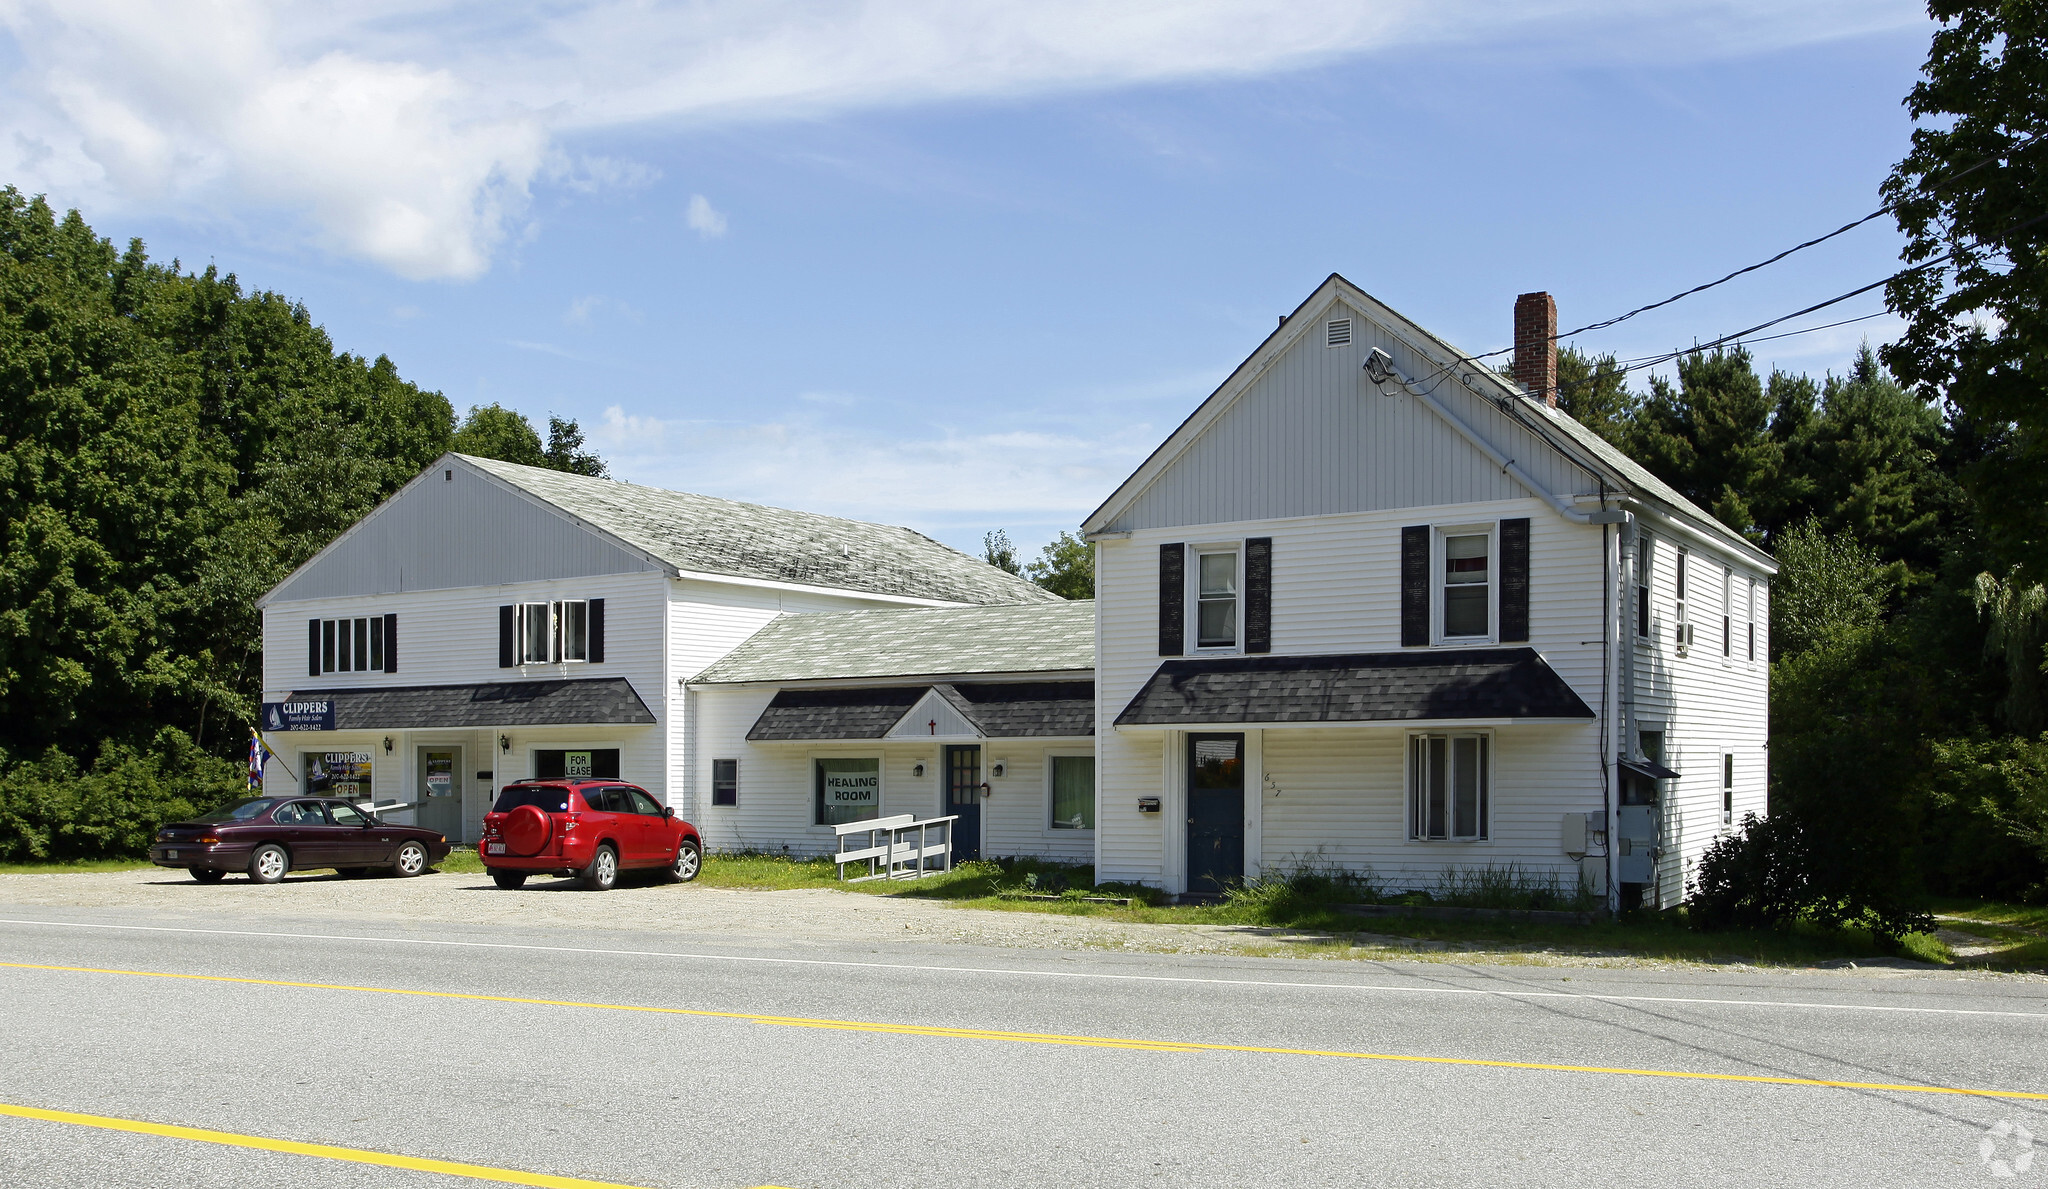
<box><xmin>689</xmin><ymin>852</ymin><xmax>1949</xmax><ymax>968</ymax></box>
<box><xmin>436</xmin><ymin>847</ymin><xmax>486</xmax><ymax>875</ymax></box>
<box><xmin>1929</xmin><ymin>897</ymin><xmax>2048</xmax><ymax>970</ymax></box>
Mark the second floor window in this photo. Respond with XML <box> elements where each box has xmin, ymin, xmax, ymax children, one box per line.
<box><xmin>1196</xmin><ymin>551</ymin><xmax>1238</xmax><ymax>648</ymax></box>
<box><xmin>516</xmin><ymin>600</ymin><xmax>589</xmax><ymax>665</ymax></box>
<box><xmin>317</xmin><ymin>616</ymin><xmax>389</xmax><ymax>674</ymax></box>
<box><xmin>1443</xmin><ymin>533</ymin><xmax>1490</xmax><ymax>638</ymax></box>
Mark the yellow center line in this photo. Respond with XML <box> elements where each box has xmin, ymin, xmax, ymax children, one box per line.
<box><xmin>6</xmin><ymin>960</ymin><xmax>2044</xmax><ymax>1102</ymax></box>
<box><xmin>0</xmin><ymin>1101</ymin><xmax>659</xmax><ymax>1188</ymax></box>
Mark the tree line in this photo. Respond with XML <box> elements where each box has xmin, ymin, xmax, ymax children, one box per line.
<box><xmin>0</xmin><ymin>189</ymin><xmax>606</xmax><ymax>858</ymax></box>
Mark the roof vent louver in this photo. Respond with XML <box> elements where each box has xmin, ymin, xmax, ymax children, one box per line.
<box><xmin>1327</xmin><ymin>318</ymin><xmax>1352</xmax><ymax>347</ymax></box>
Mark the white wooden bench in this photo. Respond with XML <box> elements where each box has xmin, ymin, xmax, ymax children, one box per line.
<box><xmin>833</xmin><ymin>814</ymin><xmax>960</xmax><ymax>883</ymax></box>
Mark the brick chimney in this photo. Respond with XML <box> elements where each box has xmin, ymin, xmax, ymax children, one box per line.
<box><xmin>1513</xmin><ymin>291</ymin><xmax>1557</xmax><ymax>406</ymax></box>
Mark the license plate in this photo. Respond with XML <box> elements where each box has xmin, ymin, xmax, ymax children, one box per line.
<box><xmin>485</xmin><ymin>842</ymin><xmax>505</xmax><ymax>855</ymax></box>
<box><xmin>164</xmin><ymin>849</ymin><xmax>178</xmax><ymax>859</ymax></box>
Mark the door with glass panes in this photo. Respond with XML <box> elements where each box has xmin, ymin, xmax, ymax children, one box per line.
<box><xmin>945</xmin><ymin>745</ymin><xmax>981</xmax><ymax>863</ymax></box>
<box><xmin>417</xmin><ymin>748</ymin><xmax>463</xmax><ymax>839</ymax></box>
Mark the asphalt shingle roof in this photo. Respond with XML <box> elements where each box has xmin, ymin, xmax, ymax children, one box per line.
<box><xmin>1114</xmin><ymin>648</ymin><xmax>1594</xmax><ymax>726</ymax></box>
<box><xmin>279</xmin><ymin>678</ymin><xmax>656</xmax><ymax>730</ymax></box>
<box><xmin>747</xmin><ymin>681</ymin><xmax>1095</xmax><ymax>740</ymax></box>
<box><xmin>691</xmin><ymin>601</ymin><xmax>1095</xmax><ymax>684</ymax></box>
<box><xmin>463</xmin><ymin>455</ymin><xmax>1059</xmax><ymax>606</ymax></box>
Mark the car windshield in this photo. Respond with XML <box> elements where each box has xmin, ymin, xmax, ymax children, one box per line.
<box><xmin>195</xmin><ymin>798</ymin><xmax>280</xmax><ymax>823</ymax></box>
<box><xmin>493</xmin><ymin>787</ymin><xmax>571</xmax><ymax>814</ymax></box>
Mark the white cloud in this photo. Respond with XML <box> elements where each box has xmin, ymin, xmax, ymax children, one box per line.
<box><xmin>0</xmin><ymin>0</ymin><xmax>1926</xmax><ymax>279</ymax></box>
<box><xmin>592</xmin><ymin>403</ymin><xmax>1156</xmax><ymax>536</ymax></box>
<box><xmin>685</xmin><ymin>193</ymin><xmax>728</xmax><ymax>239</ymax></box>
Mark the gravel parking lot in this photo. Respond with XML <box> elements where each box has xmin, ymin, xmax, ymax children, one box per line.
<box><xmin>0</xmin><ymin>868</ymin><xmax>1300</xmax><ymax>957</ymax></box>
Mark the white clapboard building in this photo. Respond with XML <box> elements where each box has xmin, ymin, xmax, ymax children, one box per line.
<box><xmin>255</xmin><ymin>454</ymin><xmax>1071</xmax><ymax>851</ymax></box>
<box><xmin>1082</xmin><ymin>276</ymin><xmax>1774</xmax><ymax>907</ymax></box>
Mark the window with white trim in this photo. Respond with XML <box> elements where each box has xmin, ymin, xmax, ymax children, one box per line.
<box><xmin>1722</xmin><ymin>753</ymin><xmax>1735</xmax><ymax>826</ymax></box>
<box><xmin>1636</xmin><ymin>534</ymin><xmax>1654</xmax><ymax>639</ymax></box>
<box><xmin>515</xmin><ymin>601</ymin><xmax>589</xmax><ymax>665</ymax></box>
<box><xmin>1442</xmin><ymin>532</ymin><xmax>1490</xmax><ymax>639</ymax></box>
<box><xmin>1721</xmin><ymin>567</ymin><xmax>1733</xmax><ymax>657</ymax></box>
<box><xmin>1195</xmin><ymin>550</ymin><xmax>1238</xmax><ymax>648</ymax></box>
<box><xmin>1049</xmin><ymin>754</ymin><xmax>1095</xmax><ymax>830</ymax></box>
<box><xmin>319</xmin><ymin>616</ymin><xmax>387</xmax><ymax>673</ymax></box>
<box><xmin>711</xmin><ymin>759</ymin><xmax>738</xmax><ymax>807</ymax></box>
<box><xmin>1409</xmin><ymin>733</ymin><xmax>1489</xmax><ymax>841</ymax></box>
<box><xmin>1746</xmin><ymin>578</ymin><xmax>1757</xmax><ymax>661</ymax></box>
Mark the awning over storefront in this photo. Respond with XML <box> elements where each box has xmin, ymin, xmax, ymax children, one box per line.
<box><xmin>1114</xmin><ymin>648</ymin><xmax>1594</xmax><ymax>727</ymax></box>
<box><xmin>1618</xmin><ymin>757</ymin><xmax>1681</xmax><ymax>782</ymax></box>
<box><xmin>748</xmin><ymin>681</ymin><xmax>1095</xmax><ymax>741</ymax></box>
<box><xmin>271</xmin><ymin>678</ymin><xmax>656</xmax><ymax>730</ymax></box>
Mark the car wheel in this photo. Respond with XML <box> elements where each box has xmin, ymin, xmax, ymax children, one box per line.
<box><xmin>491</xmin><ymin>870</ymin><xmax>528</xmax><ymax>890</ymax></box>
<box><xmin>391</xmin><ymin>840</ymin><xmax>429</xmax><ymax>878</ymax></box>
<box><xmin>248</xmin><ymin>844</ymin><xmax>289</xmax><ymax>884</ymax></box>
<box><xmin>668</xmin><ymin>839</ymin><xmax>701</xmax><ymax>883</ymax></box>
<box><xmin>580</xmin><ymin>845</ymin><xmax>618</xmax><ymax>891</ymax></box>
<box><xmin>191</xmin><ymin>868</ymin><xmax>226</xmax><ymax>884</ymax></box>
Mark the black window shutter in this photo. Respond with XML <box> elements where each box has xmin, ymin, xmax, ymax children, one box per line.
<box><xmin>499</xmin><ymin>605</ymin><xmax>515</xmax><ymax>668</ymax></box>
<box><xmin>1244</xmin><ymin>537</ymin><xmax>1272</xmax><ymax>654</ymax></box>
<box><xmin>1400</xmin><ymin>526</ymin><xmax>1430</xmax><ymax>647</ymax></box>
<box><xmin>382</xmin><ymin>613</ymin><xmax>398</xmax><ymax>672</ymax></box>
<box><xmin>1158</xmin><ymin>544</ymin><xmax>1185</xmax><ymax>657</ymax></box>
<box><xmin>308</xmin><ymin>619</ymin><xmax>321</xmax><ymax>677</ymax></box>
<box><xmin>588</xmin><ymin>599</ymin><xmax>605</xmax><ymax>664</ymax></box>
<box><xmin>1499</xmin><ymin>517</ymin><xmax>1531</xmax><ymax>643</ymax></box>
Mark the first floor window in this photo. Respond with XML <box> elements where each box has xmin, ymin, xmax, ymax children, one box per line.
<box><xmin>1410</xmin><ymin>733</ymin><xmax>1489</xmax><ymax>841</ymax></box>
<box><xmin>815</xmin><ymin>758</ymin><xmax>880</xmax><ymax>825</ymax></box>
<box><xmin>712</xmin><ymin>759</ymin><xmax>738</xmax><ymax>807</ymax></box>
<box><xmin>534</xmin><ymin>749</ymin><xmax>620</xmax><ymax>780</ymax></box>
<box><xmin>1049</xmin><ymin>755</ymin><xmax>1095</xmax><ymax>830</ymax></box>
<box><xmin>304</xmin><ymin>751</ymin><xmax>372</xmax><ymax>797</ymax></box>
<box><xmin>1443</xmin><ymin>533</ymin><xmax>1490</xmax><ymax>638</ymax></box>
<box><xmin>1722</xmin><ymin>753</ymin><xmax>1735</xmax><ymax>826</ymax></box>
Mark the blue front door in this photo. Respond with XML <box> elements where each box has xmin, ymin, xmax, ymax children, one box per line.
<box><xmin>946</xmin><ymin>745</ymin><xmax>982</xmax><ymax>863</ymax></box>
<box><xmin>1187</xmin><ymin>734</ymin><xmax>1245</xmax><ymax>895</ymax></box>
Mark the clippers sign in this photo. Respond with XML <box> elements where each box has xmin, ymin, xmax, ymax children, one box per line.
<box><xmin>262</xmin><ymin>700</ymin><xmax>335</xmax><ymax>732</ymax></box>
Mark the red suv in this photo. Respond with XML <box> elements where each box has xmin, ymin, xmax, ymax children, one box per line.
<box><xmin>481</xmin><ymin>780</ymin><xmax>702</xmax><ymax>891</ymax></box>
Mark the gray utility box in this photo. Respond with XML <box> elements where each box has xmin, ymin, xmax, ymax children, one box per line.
<box><xmin>1615</xmin><ymin>804</ymin><xmax>1659</xmax><ymax>884</ymax></box>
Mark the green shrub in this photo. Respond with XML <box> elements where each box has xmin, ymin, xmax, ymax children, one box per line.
<box><xmin>1429</xmin><ymin>863</ymin><xmax>1597</xmax><ymax>912</ymax></box>
<box><xmin>0</xmin><ymin>729</ymin><xmax>246</xmax><ymax>861</ymax></box>
<box><xmin>1689</xmin><ymin>812</ymin><xmax>1935</xmax><ymax>942</ymax></box>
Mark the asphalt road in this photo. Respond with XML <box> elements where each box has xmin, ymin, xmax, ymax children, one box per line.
<box><xmin>0</xmin><ymin>900</ymin><xmax>2043</xmax><ymax>1188</ymax></box>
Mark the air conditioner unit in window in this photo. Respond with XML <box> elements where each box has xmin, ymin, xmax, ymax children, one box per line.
<box><xmin>1675</xmin><ymin>621</ymin><xmax>1695</xmax><ymax>655</ymax></box>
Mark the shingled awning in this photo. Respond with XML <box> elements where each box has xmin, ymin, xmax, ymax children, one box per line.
<box><xmin>1114</xmin><ymin>649</ymin><xmax>1593</xmax><ymax>727</ymax></box>
<box><xmin>748</xmin><ymin>682</ymin><xmax>1095</xmax><ymax>741</ymax></box>
<box><xmin>274</xmin><ymin>678</ymin><xmax>656</xmax><ymax>730</ymax></box>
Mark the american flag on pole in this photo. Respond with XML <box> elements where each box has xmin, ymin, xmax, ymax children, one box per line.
<box><xmin>248</xmin><ymin>733</ymin><xmax>264</xmax><ymax>790</ymax></box>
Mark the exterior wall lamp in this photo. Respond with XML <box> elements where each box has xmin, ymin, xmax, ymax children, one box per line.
<box><xmin>912</xmin><ymin>760</ymin><xmax>926</xmax><ymax>778</ymax></box>
<box><xmin>382</xmin><ymin>736</ymin><xmax>393</xmax><ymax>756</ymax></box>
<box><xmin>499</xmin><ymin>735</ymin><xmax>511</xmax><ymax>754</ymax></box>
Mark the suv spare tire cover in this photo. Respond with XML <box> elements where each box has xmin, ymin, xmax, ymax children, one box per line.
<box><xmin>504</xmin><ymin>804</ymin><xmax>552</xmax><ymax>856</ymax></box>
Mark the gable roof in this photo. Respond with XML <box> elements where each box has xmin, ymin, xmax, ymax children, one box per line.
<box><xmin>746</xmin><ymin>681</ymin><xmax>1094</xmax><ymax>740</ymax></box>
<box><xmin>690</xmin><ymin>600</ymin><xmax>1095</xmax><ymax>684</ymax></box>
<box><xmin>1083</xmin><ymin>274</ymin><xmax>1768</xmax><ymax>568</ymax></box>
<box><xmin>457</xmin><ymin>455</ymin><xmax>1058</xmax><ymax>605</ymax></box>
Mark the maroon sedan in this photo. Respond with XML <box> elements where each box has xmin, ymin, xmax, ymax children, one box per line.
<box><xmin>151</xmin><ymin>796</ymin><xmax>452</xmax><ymax>884</ymax></box>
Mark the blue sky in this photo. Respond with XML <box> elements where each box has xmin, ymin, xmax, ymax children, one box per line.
<box><xmin>1</xmin><ymin>1</ymin><xmax>1934</xmax><ymax>561</ymax></box>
